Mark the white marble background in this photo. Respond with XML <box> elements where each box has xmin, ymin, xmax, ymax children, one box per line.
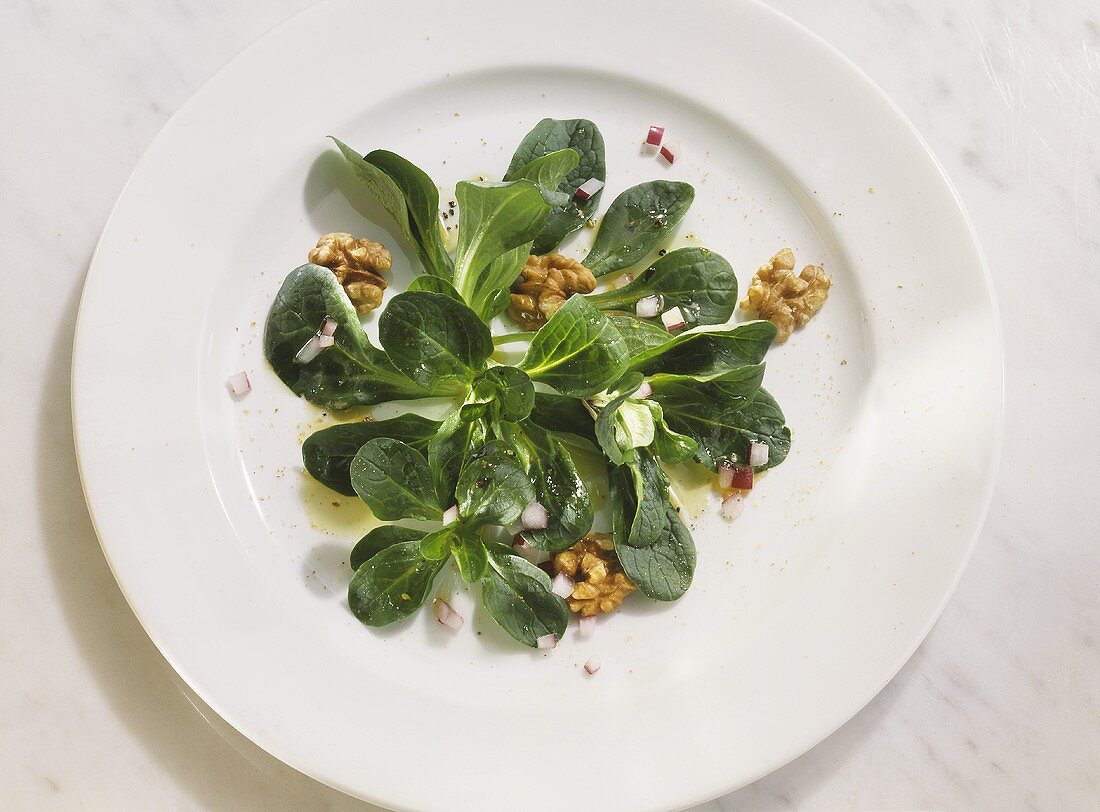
<box><xmin>1</xmin><ymin>0</ymin><xmax>1097</xmax><ymax>809</ymax></box>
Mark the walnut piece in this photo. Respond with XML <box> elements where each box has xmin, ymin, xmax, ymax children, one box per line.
<box><xmin>552</xmin><ymin>533</ymin><xmax>637</xmax><ymax>617</ymax></box>
<box><xmin>740</xmin><ymin>248</ymin><xmax>831</xmax><ymax>342</ymax></box>
<box><xmin>308</xmin><ymin>232</ymin><xmax>392</xmax><ymax>315</ymax></box>
<box><xmin>508</xmin><ymin>253</ymin><xmax>597</xmax><ymax>330</ymax></box>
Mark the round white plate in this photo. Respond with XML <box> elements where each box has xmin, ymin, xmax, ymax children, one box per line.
<box><xmin>73</xmin><ymin>1</ymin><xmax>1002</xmax><ymax>809</ymax></box>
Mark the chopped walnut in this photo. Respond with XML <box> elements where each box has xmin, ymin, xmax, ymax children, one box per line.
<box><xmin>508</xmin><ymin>253</ymin><xmax>597</xmax><ymax>330</ymax></box>
<box><xmin>740</xmin><ymin>248</ymin><xmax>831</xmax><ymax>342</ymax></box>
<box><xmin>552</xmin><ymin>533</ymin><xmax>636</xmax><ymax>617</ymax></box>
<box><xmin>308</xmin><ymin>232</ymin><xmax>392</xmax><ymax>315</ymax></box>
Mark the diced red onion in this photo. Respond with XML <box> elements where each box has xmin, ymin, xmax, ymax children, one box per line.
<box><xmin>225</xmin><ymin>371</ymin><xmax>251</xmax><ymax>397</ymax></box>
<box><xmin>613</xmin><ymin>273</ymin><xmax>635</xmax><ymax>290</ymax></box>
<box><xmin>748</xmin><ymin>441</ymin><xmax>770</xmax><ymax>467</ymax></box>
<box><xmin>316</xmin><ymin>334</ymin><xmax>335</xmax><ymax>348</ymax></box>
<box><xmin>718</xmin><ymin>460</ymin><xmax>736</xmax><ymax>490</ymax></box>
<box><xmin>320</xmin><ymin>316</ymin><xmax>338</xmax><ymax>337</ymax></box>
<box><xmin>646</xmin><ymin>125</ymin><xmax>665</xmax><ymax>146</ymax></box>
<box><xmin>551</xmin><ymin>572</ymin><xmax>575</xmax><ymax>598</ymax></box>
<box><xmin>295</xmin><ymin>335</ymin><xmax>323</xmax><ymax>364</ymax></box>
<box><xmin>633</xmin><ymin>381</ymin><xmax>653</xmax><ymax>399</ymax></box>
<box><xmin>443</xmin><ymin>504</ymin><xmax>459</xmax><ymax>525</ymax></box>
<box><xmin>658</xmin><ymin>141</ymin><xmax>678</xmax><ymax>165</ymax></box>
<box><xmin>661</xmin><ymin>306</ymin><xmax>686</xmax><ymax>331</ymax></box>
<box><xmin>636</xmin><ymin>295</ymin><xmax>662</xmax><ymax>318</ymax></box>
<box><xmin>578</xmin><ymin>615</ymin><xmax>596</xmax><ymax>639</ymax></box>
<box><xmin>721</xmin><ymin>492</ymin><xmax>745</xmax><ymax>520</ymax></box>
<box><xmin>520</xmin><ymin>501</ymin><xmax>548</xmax><ymax>530</ymax></box>
<box><xmin>575</xmin><ymin>177</ymin><xmax>604</xmax><ymax>200</ymax></box>
<box><xmin>536</xmin><ymin>633</ymin><xmax>557</xmax><ymax>650</ymax></box>
<box><xmin>731</xmin><ymin>465</ymin><xmax>754</xmax><ymax>490</ymax></box>
<box><xmin>583</xmin><ymin>656</ymin><xmax>602</xmax><ymax>675</ymax></box>
<box><xmin>433</xmin><ymin>598</ymin><xmax>464</xmax><ymax>632</ymax></box>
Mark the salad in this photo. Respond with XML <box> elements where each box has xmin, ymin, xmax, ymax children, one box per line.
<box><xmin>254</xmin><ymin>118</ymin><xmax>828</xmax><ymax>650</ymax></box>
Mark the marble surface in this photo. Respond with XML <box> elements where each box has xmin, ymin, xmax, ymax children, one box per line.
<box><xmin>1</xmin><ymin>0</ymin><xmax>1097</xmax><ymax>808</ymax></box>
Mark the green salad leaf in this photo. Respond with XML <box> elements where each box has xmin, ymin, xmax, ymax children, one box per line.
<box><xmin>351</xmin><ymin>525</ymin><xmax>425</xmax><ymax>570</ymax></box>
<box><xmin>519</xmin><ymin>296</ymin><xmax>629</xmax><ymax>397</ymax></box>
<box><xmin>330</xmin><ymin>139</ymin><xmax>452</xmax><ymax>279</ymax></box>
<box><xmin>505</xmin><ymin>118</ymin><xmax>606</xmax><ymax>253</ymax></box>
<box><xmin>626</xmin><ymin>320</ymin><xmax>777</xmax><ymax>377</ymax></box>
<box><xmin>481</xmin><ymin>548</ymin><xmax>569</xmax><ymax>647</ymax></box>
<box><xmin>350</xmin><ymin>438</ymin><xmax>442</xmax><ymax>521</ymax></box>
<box><xmin>588</xmin><ymin>247</ymin><xmax>737</xmax><ymax>328</ymax></box>
<box><xmin>457</xmin><ymin>442</ymin><xmax>536</xmax><ymax>526</ymax></box>
<box><xmin>585</xmin><ymin>181</ymin><xmax>695</xmax><ymax>276</ymax></box>
<box><xmin>348</xmin><ymin>541</ymin><xmax>446</xmax><ymax>625</ymax></box>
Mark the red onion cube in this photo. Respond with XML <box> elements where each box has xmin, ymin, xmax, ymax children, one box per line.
<box><xmin>520</xmin><ymin>501</ymin><xmax>549</xmax><ymax>530</ymax></box>
<box><xmin>225</xmin><ymin>371</ymin><xmax>251</xmax><ymax>398</ymax></box>
<box><xmin>645</xmin><ymin>125</ymin><xmax>665</xmax><ymax>146</ymax></box>
<box><xmin>731</xmin><ymin>465</ymin><xmax>754</xmax><ymax>490</ymax></box>
<box><xmin>721</xmin><ymin>492</ymin><xmax>745</xmax><ymax>520</ymax></box>
<box><xmin>316</xmin><ymin>334</ymin><xmax>335</xmax><ymax>348</ymax></box>
<box><xmin>717</xmin><ymin>460</ymin><xmax>735</xmax><ymax>490</ymax></box>
<box><xmin>443</xmin><ymin>504</ymin><xmax>459</xmax><ymax>525</ymax></box>
<box><xmin>575</xmin><ymin>177</ymin><xmax>604</xmax><ymax>200</ymax></box>
<box><xmin>636</xmin><ymin>295</ymin><xmax>662</xmax><ymax>318</ymax></box>
<box><xmin>551</xmin><ymin>572</ymin><xmax>575</xmax><ymax>598</ymax></box>
<box><xmin>433</xmin><ymin>598</ymin><xmax>464</xmax><ymax>632</ymax></box>
<box><xmin>320</xmin><ymin>316</ymin><xmax>338</xmax><ymax>337</ymax></box>
<box><xmin>748</xmin><ymin>441</ymin><xmax>770</xmax><ymax>467</ymax></box>
<box><xmin>536</xmin><ymin>633</ymin><xmax>558</xmax><ymax>650</ymax></box>
<box><xmin>583</xmin><ymin>657</ymin><xmax>602</xmax><ymax>675</ymax></box>
<box><xmin>578</xmin><ymin>615</ymin><xmax>596</xmax><ymax>639</ymax></box>
<box><xmin>661</xmin><ymin>306</ymin><xmax>687</xmax><ymax>331</ymax></box>
<box><xmin>633</xmin><ymin>381</ymin><xmax>653</xmax><ymax>399</ymax></box>
<box><xmin>658</xmin><ymin>141</ymin><xmax>678</xmax><ymax>165</ymax></box>
<box><xmin>294</xmin><ymin>335</ymin><xmax>323</xmax><ymax>364</ymax></box>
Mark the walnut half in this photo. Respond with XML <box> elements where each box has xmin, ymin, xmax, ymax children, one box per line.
<box><xmin>740</xmin><ymin>248</ymin><xmax>831</xmax><ymax>342</ymax></box>
<box><xmin>552</xmin><ymin>533</ymin><xmax>637</xmax><ymax>617</ymax></box>
<box><xmin>508</xmin><ymin>253</ymin><xmax>597</xmax><ymax>330</ymax></box>
<box><xmin>308</xmin><ymin>232</ymin><xmax>392</xmax><ymax>315</ymax></box>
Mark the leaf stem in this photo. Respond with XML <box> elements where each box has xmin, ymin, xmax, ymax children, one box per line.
<box><xmin>492</xmin><ymin>332</ymin><xmax>536</xmax><ymax>346</ymax></box>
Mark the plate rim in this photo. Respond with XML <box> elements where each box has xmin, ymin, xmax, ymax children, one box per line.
<box><xmin>72</xmin><ymin>0</ymin><xmax>1004</xmax><ymax>808</ymax></box>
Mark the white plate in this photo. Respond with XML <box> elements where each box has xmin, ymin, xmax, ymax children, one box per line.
<box><xmin>73</xmin><ymin>1</ymin><xmax>1002</xmax><ymax>809</ymax></box>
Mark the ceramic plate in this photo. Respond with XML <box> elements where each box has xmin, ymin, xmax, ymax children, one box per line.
<box><xmin>73</xmin><ymin>1</ymin><xmax>1002</xmax><ymax>809</ymax></box>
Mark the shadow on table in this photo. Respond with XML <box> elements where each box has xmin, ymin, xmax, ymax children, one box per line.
<box><xmin>45</xmin><ymin>261</ymin><xmax>916</xmax><ymax>812</ymax></box>
<box><xmin>39</xmin><ymin>268</ymin><xmax>380</xmax><ymax>811</ymax></box>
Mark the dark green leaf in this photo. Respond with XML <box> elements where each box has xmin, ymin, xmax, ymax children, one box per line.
<box><xmin>362</xmin><ymin>148</ymin><xmax>454</xmax><ymax>279</ymax></box>
<box><xmin>584</xmin><ymin>181</ymin><xmax>695</xmax><ymax>276</ymax></box>
<box><xmin>518</xmin><ymin>296</ymin><xmax>629</xmax><ymax>397</ymax></box>
<box><xmin>627</xmin><ymin>321</ymin><xmax>777</xmax><ymax>377</ymax></box>
<box><xmin>452</xmin><ymin>530</ymin><xmax>489</xmax><ymax>583</ymax></box>
<box><xmin>378</xmin><ymin>291</ymin><xmax>493</xmax><ymax>388</ymax></box>
<box><xmin>263</xmin><ymin>265</ymin><xmax>439</xmax><ymax>409</ymax></box>
<box><xmin>515</xmin><ymin>423</ymin><xmax>593</xmax><ymax>552</ymax></box>
<box><xmin>529</xmin><ymin>392</ymin><xmax>599</xmax><ymax>451</ymax></box>
<box><xmin>351</xmin><ymin>525</ymin><xmax>425</xmax><ymax>570</ymax></box>
<box><xmin>649</xmin><ymin>404</ymin><xmax>699</xmax><ymax>464</ymax></box>
<box><xmin>418</xmin><ymin>527</ymin><xmax>454</xmax><ymax>561</ymax></box>
<box><xmin>456</xmin><ymin>442</ymin><xmax>535</xmax><ymax>526</ymax></box>
<box><xmin>330</xmin><ymin>139</ymin><xmax>451</xmax><ymax>279</ymax></box>
<box><xmin>468</xmin><ymin>366</ymin><xmax>535</xmax><ymax>422</ymax></box>
<box><xmin>505</xmin><ymin>118</ymin><xmax>606</xmax><ymax>254</ymax></box>
<box><xmin>609</xmin><ymin>315</ymin><xmax>675</xmax><ymax>358</ymax></box>
<box><xmin>616</xmin><ymin>503</ymin><xmax>696</xmax><ymax>601</ymax></box>
<box><xmin>428</xmin><ymin>412</ymin><xmax>488</xmax><ymax>508</ymax></box>
<box><xmin>481</xmin><ymin>550</ymin><xmax>569</xmax><ymax>647</ymax></box>
<box><xmin>651</xmin><ymin>368</ymin><xmax>790</xmax><ymax>469</ymax></box>
<box><xmin>302</xmin><ymin>414</ymin><xmax>440</xmax><ymax>496</ymax></box>
<box><xmin>593</xmin><ymin>373</ymin><xmax>650</xmax><ymax>465</ymax></box>
<box><xmin>587</xmin><ymin>247</ymin><xmax>737</xmax><ymax>327</ymax></box>
<box><xmin>452</xmin><ymin>180</ymin><xmax>551</xmax><ymax>319</ymax></box>
<box><xmin>407</xmin><ymin>275</ymin><xmax>461</xmax><ymax>299</ymax></box>
<box><xmin>350</xmin><ymin>438</ymin><xmax>441</xmax><ymax>521</ymax></box>
<box><xmin>348</xmin><ymin>541</ymin><xmax>445</xmax><ymax>626</ymax></box>
<box><xmin>507</xmin><ymin>148</ymin><xmax>580</xmax><ymax>196</ymax></box>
